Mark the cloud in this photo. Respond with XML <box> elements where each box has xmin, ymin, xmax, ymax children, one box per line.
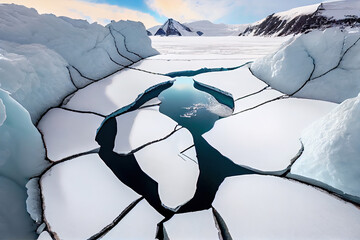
<box><xmin>146</xmin><ymin>0</ymin><xmax>326</xmax><ymax>24</ymax></box>
<box><xmin>146</xmin><ymin>0</ymin><xmax>238</xmax><ymax>22</ymax></box>
<box><xmin>1</xmin><ymin>0</ymin><xmax>161</xmax><ymax>28</ymax></box>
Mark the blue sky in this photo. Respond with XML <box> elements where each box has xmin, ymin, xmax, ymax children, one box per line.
<box><xmin>2</xmin><ymin>0</ymin><xmax>329</xmax><ymax>27</ymax></box>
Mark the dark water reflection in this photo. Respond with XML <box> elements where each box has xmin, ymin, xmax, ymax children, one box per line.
<box><xmin>96</xmin><ymin>77</ymin><xmax>255</xmax><ymax>219</ymax></box>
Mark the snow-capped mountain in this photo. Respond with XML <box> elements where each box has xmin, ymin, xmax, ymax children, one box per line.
<box><xmin>153</xmin><ymin>18</ymin><xmax>202</xmax><ymax>36</ymax></box>
<box><xmin>240</xmin><ymin>0</ymin><xmax>360</xmax><ymax>36</ymax></box>
<box><xmin>148</xmin><ymin>19</ymin><xmax>248</xmax><ymax>36</ymax></box>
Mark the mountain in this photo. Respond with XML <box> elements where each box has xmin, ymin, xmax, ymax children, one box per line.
<box><xmin>152</xmin><ymin>18</ymin><xmax>202</xmax><ymax>36</ymax></box>
<box><xmin>240</xmin><ymin>0</ymin><xmax>360</xmax><ymax>36</ymax></box>
<box><xmin>148</xmin><ymin>19</ymin><xmax>248</xmax><ymax>36</ymax></box>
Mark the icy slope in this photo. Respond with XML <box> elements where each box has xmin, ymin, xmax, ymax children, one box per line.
<box><xmin>0</xmin><ymin>40</ymin><xmax>75</xmax><ymax>122</ymax></box>
<box><xmin>0</xmin><ymin>4</ymin><xmax>158</xmax><ymax>122</ymax></box>
<box><xmin>291</xmin><ymin>92</ymin><xmax>360</xmax><ymax>197</ymax></box>
<box><xmin>251</xmin><ymin>28</ymin><xmax>360</xmax><ymax>103</ymax></box>
<box><xmin>240</xmin><ymin>1</ymin><xmax>360</xmax><ymax>36</ymax></box>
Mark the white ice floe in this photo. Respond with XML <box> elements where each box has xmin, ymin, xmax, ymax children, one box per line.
<box><xmin>113</xmin><ymin>107</ymin><xmax>176</xmax><ymax>154</ymax></box>
<box><xmin>140</xmin><ymin>97</ymin><xmax>162</xmax><ymax>108</ymax></box>
<box><xmin>213</xmin><ymin>175</ymin><xmax>360</xmax><ymax>239</ymax></box>
<box><xmin>233</xmin><ymin>88</ymin><xmax>283</xmax><ymax>113</ymax></box>
<box><xmin>38</xmin><ymin>108</ymin><xmax>103</xmax><ymax>161</ymax></box>
<box><xmin>41</xmin><ymin>154</ymin><xmax>140</xmax><ymax>240</ymax></box>
<box><xmin>113</xmin><ymin>106</ymin><xmax>199</xmax><ymax>210</ymax></box>
<box><xmin>179</xmin><ymin>146</ymin><xmax>197</xmax><ymax>164</ymax></box>
<box><xmin>134</xmin><ymin>128</ymin><xmax>199</xmax><ymax>211</ymax></box>
<box><xmin>194</xmin><ymin>66</ymin><xmax>268</xmax><ymax>101</ymax></box>
<box><xmin>164</xmin><ymin>210</ymin><xmax>219</xmax><ymax>240</ymax></box>
<box><xmin>63</xmin><ymin>69</ymin><xmax>171</xmax><ymax>116</ymax></box>
<box><xmin>203</xmin><ymin>98</ymin><xmax>336</xmax><ymax>172</ymax></box>
<box><xmin>291</xmin><ymin>92</ymin><xmax>360</xmax><ymax>197</ymax></box>
<box><xmin>102</xmin><ymin>199</ymin><xmax>163</xmax><ymax>240</ymax></box>
<box><xmin>251</xmin><ymin>28</ymin><xmax>360</xmax><ymax>103</ymax></box>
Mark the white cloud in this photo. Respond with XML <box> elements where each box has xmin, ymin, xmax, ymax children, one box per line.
<box><xmin>146</xmin><ymin>0</ymin><xmax>238</xmax><ymax>22</ymax></box>
<box><xmin>146</xmin><ymin>0</ymin><xmax>326</xmax><ymax>24</ymax></box>
<box><xmin>1</xmin><ymin>0</ymin><xmax>161</xmax><ymax>28</ymax></box>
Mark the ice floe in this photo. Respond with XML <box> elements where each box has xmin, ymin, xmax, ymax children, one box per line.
<box><xmin>213</xmin><ymin>175</ymin><xmax>360</xmax><ymax>239</ymax></box>
<box><xmin>41</xmin><ymin>154</ymin><xmax>140</xmax><ymax>240</ymax></box>
<box><xmin>63</xmin><ymin>69</ymin><xmax>171</xmax><ymax>116</ymax></box>
<box><xmin>101</xmin><ymin>199</ymin><xmax>163</xmax><ymax>240</ymax></box>
<box><xmin>164</xmin><ymin>209</ymin><xmax>219</xmax><ymax>240</ymax></box>
<box><xmin>38</xmin><ymin>108</ymin><xmax>103</xmax><ymax>161</ymax></box>
<box><xmin>134</xmin><ymin>128</ymin><xmax>199</xmax><ymax>210</ymax></box>
<box><xmin>203</xmin><ymin>98</ymin><xmax>336</xmax><ymax>172</ymax></box>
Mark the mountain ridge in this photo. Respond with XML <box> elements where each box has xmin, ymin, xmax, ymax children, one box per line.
<box><xmin>240</xmin><ymin>1</ymin><xmax>360</xmax><ymax>36</ymax></box>
<box><xmin>148</xmin><ymin>19</ymin><xmax>247</xmax><ymax>36</ymax></box>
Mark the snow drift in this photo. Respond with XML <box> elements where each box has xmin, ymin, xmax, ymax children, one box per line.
<box><xmin>251</xmin><ymin>28</ymin><xmax>360</xmax><ymax>103</ymax></box>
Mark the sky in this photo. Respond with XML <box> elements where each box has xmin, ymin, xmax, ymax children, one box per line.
<box><xmin>0</xmin><ymin>0</ymin><xmax>334</xmax><ymax>28</ymax></box>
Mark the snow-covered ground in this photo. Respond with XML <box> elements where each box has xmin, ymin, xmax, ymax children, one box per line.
<box><xmin>150</xmin><ymin>36</ymin><xmax>288</xmax><ymax>60</ymax></box>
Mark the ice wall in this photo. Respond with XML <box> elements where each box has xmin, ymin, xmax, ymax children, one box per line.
<box><xmin>0</xmin><ymin>88</ymin><xmax>47</xmax><ymax>239</ymax></box>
